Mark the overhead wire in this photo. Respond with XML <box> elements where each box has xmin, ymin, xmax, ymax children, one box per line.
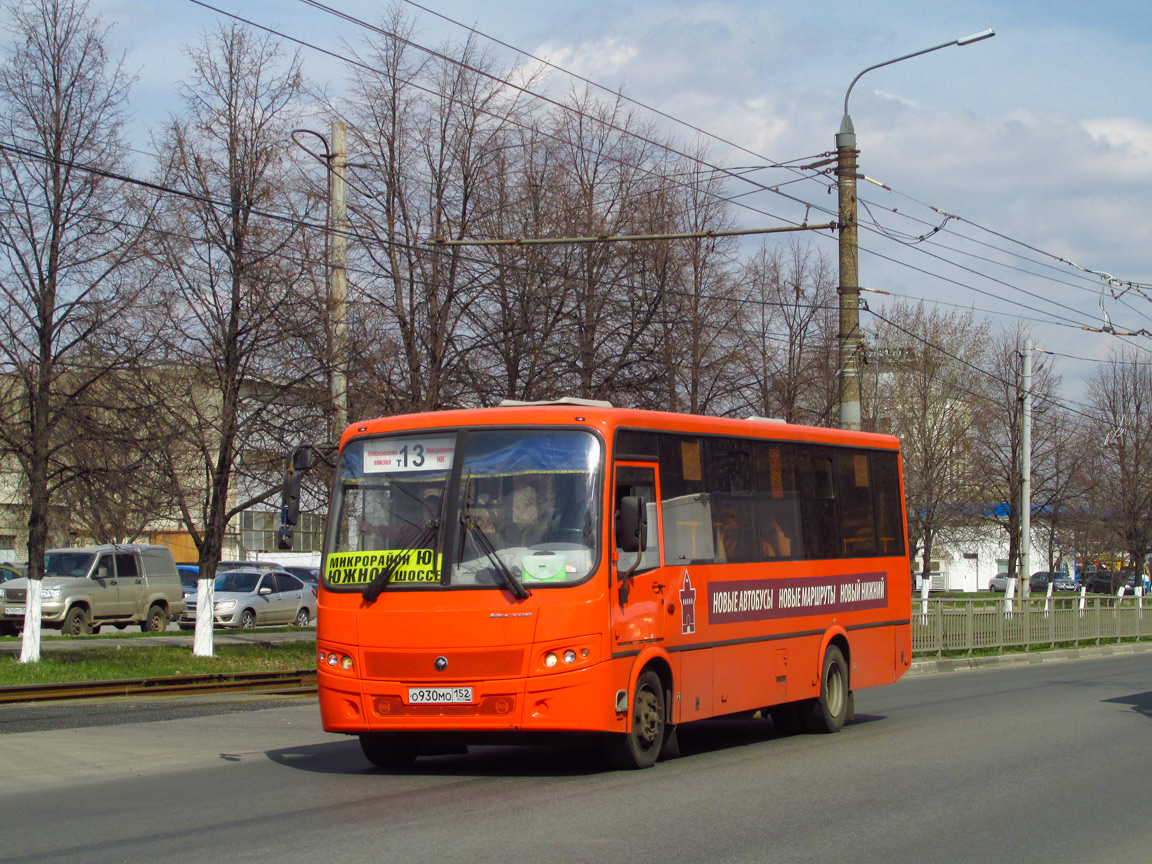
<box><xmin>190</xmin><ymin>0</ymin><xmax>1147</xmax><ymax>347</ymax></box>
<box><xmin>46</xmin><ymin>0</ymin><xmax>1135</xmax><ymax>387</ymax></box>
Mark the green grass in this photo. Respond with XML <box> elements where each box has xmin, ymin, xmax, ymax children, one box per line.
<box><xmin>0</xmin><ymin>641</ymin><xmax>316</xmax><ymax>686</ymax></box>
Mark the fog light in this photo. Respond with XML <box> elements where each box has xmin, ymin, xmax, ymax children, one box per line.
<box><xmin>340</xmin><ymin>655</ymin><xmax>353</xmax><ymax>670</ymax></box>
<box><xmin>544</xmin><ymin>652</ymin><xmax>558</xmax><ymax>667</ymax></box>
<box><xmin>563</xmin><ymin>650</ymin><xmax>576</xmax><ymax>664</ymax></box>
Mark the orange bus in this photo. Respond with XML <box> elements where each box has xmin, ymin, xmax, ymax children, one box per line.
<box><xmin>281</xmin><ymin>399</ymin><xmax>911</xmax><ymax>769</ymax></box>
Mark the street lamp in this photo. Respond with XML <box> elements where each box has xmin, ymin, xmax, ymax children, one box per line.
<box><xmin>836</xmin><ymin>29</ymin><xmax>995</xmax><ymax>431</ymax></box>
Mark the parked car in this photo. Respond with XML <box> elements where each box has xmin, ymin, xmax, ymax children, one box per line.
<box><xmin>988</xmin><ymin>572</ymin><xmax>1011</xmax><ymax>592</ymax></box>
<box><xmin>219</xmin><ymin>559</ymin><xmax>282</xmax><ymax>571</ymax></box>
<box><xmin>0</xmin><ymin>564</ymin><xmax>22</xmax><ymax>584</ymax></box>
<box><xmin>0</xmin><ymin>544</ymin><xmax>185</xmax><ymax>636</ymax></box>
<box><xmin>1029</xmin><ymin>571</ymin><xmax>1058</xmax><ymax>592</ymax></box>
<box><xmin>1125</xmin><ymin>573</ymin><xmax>1151</xmax><ymax>595</ymax></box>
<box><xmin>177</xmin><ymin>565</ymin><xmax>200</xmax><ymax>603</ymax></box>
<box><xmin>283</xmin><ymin>565</ymin><xmax>319</xmax><ymax>584</ymax></box>
<box><xmin>1085</xmin><ymin>569</ymin><xmax>1127</xmax><ymax>594</ymax></box>
<box><xmin>178</xmin><ymin>567</ymin><xmax>314</xmax><ymax>629</ymax></box>
<box><xmin>1052</xmin><ymin>573</ymin><xmax>1079</xmax><ymax>591</ymax></box>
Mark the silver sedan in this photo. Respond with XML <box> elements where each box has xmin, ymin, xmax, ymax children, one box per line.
<box><xmin>179</xmin><ymin>568</ymin><xmax>315</xmax><ymax>629</ymax></box>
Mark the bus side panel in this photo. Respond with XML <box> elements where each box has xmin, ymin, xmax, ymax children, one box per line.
<box><xmin>711</xmin><ymin>640</ymin><xmax>786</xmax><ymax>716</ymax></box>
<box><xmin>673</xmin><ymin>648</ymin><xmax>712</xmax><ymax>725</ymax></box>
<box><xmin>843</xmin><ymin>626</ymin><xmax>893</xmax><ymax>690</ymax></box>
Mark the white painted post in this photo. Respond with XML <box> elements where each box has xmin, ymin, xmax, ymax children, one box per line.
<box><xmin>194</xmin><ymin>578</ymin><xmax>215</xmax><ymax>657</ymax></box>
<box><xmin>19</xmin><ymin>587</ymin><xmax>42</xmax><ymax>663</ymax></box>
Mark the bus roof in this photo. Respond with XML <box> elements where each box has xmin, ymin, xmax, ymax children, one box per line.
<box><xmin>340</xmin><ymin>403</ymin><xmax>901</xmax><ymax>451</ymax></box>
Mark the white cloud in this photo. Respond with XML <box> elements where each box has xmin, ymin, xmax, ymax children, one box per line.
<box><xmin>535</xmin><ymin>37</ymin><xmax>639</xmax><ymax>81</ymax></box>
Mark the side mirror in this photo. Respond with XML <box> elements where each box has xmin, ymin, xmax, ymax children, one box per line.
<box><xmin>293</xmin><ymin>447</ymin><xmax>316</xmax><ymax>472</ymax></box>
<box><xmin>259</xmin><ymin>586</ymin><xmax>272</xmax><ymax>596</ymax></box>
<box><xmin>616</xmin><ymin>496</ymin><xmax>647</xmax><ymax>554</ymax></box>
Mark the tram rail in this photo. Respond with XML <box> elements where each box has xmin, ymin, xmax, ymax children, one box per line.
<box><xmin>0</xmin><ymin>669</ymin><xmax>318</xmax><ymax>704</ymax></box>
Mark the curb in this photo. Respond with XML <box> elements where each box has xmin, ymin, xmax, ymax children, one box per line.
<box><xmin>908</xmin><ymin>640</ymin><xmax>1152</xmax><ymax>675</ymax></box>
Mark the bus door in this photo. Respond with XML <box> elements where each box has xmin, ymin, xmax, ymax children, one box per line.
<box><xmin>611</xmin><ymin>463</ymin><xmax>665</xmax><ymax>648</ymax></box>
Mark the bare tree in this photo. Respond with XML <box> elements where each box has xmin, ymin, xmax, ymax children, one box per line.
<box><xmin>650</xmin><ymin>145</ymin><xmax>742</xmax><ymax>415</ymax></box>
<box><xmin>1088</xmin><ymin>346</ymin><xmax>1152</xmax><ymax>576</ymax></box>
<box><xmin>1031</xmin><ymin>408</ymin><xmax>1094</xmax><ymax>573</ymax></box>
<box><xmin>864</xmin><ymin>301</ymin><xmax>989</xmax><ymax>584</ymax></box>
<box><xmin>463</xmin><ymin>118</ymin><xmax>572</xmax><ymax>403</ymax></box>
<box><xmin>971</xmin><ymin>325</ymin><xmax>1059</xmax><ymax>582</ymax></box>
<box><xmin>144</xmin><ymin>23</ymin><xmax>316</xmax><ymax>655</ymax></box>
<box><xmin>549</xmin><ymin>89</ymin><xmax>672</xmax><ymax>404</ymax></box>
<box><xmin>0</xmin><ymin>0</ymin><xmax>141</xmax><ymax>661</ymax></box>
<box><xmin>342</xmin><ymin>12</ymin><xmax>523</xmax><ymax>414</ymax></box>
<box><xmin>735</xmin><ymin>239</ymin><xmax>837</xmax><ymax>424</ymax></box>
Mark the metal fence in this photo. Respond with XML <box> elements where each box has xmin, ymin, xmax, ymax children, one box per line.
<box><xmin>911</xmin><ymin>595</ymin><xmax>1152</xmax><ymax>656</ymax></box>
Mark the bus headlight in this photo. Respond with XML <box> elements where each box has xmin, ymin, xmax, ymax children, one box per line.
<box><xmin>535</xmin><ymin>637</ymin><xmax>598</xmax><ymax>675</ymax></box>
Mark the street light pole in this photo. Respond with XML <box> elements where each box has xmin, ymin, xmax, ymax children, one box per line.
<box><xmin>836</xmin><ymin>29</ymin><xmax>994</xmax><ymax>430</ymax></box>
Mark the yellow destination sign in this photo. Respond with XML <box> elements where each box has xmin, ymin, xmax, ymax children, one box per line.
<box><xmin>326</xmin><ymin>549</ymin><xmax>441</xmax><ymax>585</ymax></box>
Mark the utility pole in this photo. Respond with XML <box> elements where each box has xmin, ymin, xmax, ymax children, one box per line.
<box><xmin>330</xmin><ymin>120</ymin><xmax>348</xmax><ymax>438</ymax></box>
<box><xmin>836</xmin><ymin>120</ymin><xmax>861</xmax><ymax>430</ymax></box>
<box><xmin>1021</xmin><ymin>338</ymin><xmax>1032</xmax><ymax>595</ymax></box>
<box><xmin>836</xmin><ymin>29</ymin><xmax>994</xmax><ymax>431</ymax></box>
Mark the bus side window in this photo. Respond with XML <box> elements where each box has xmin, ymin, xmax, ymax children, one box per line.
<box><xmin>872</xmin><ymin>452</ymin><xmax>906</xmax><ymax>556</ymax></box>
<box><xmin>757</xmin><ymin>498</ymin><xmax>799</xmax><ymax>559</ymax></box>
<box><xmin>837</xmin><ymin>451</ymin><xmax>877</xmax><ymax>556</ymax></box>
<box><xmin>797</xmin><ymin>449</ymin><xmax>841</xmax><ymax>559</ymax></box>
<box><xmin>614</xmin><ymin>465</ymin><xmax>660</xmax><ymax>573</ymax></box>
<box><xmin>753</xmin><ymin>442</ymin><xmax>801</xmax><ymax>560</ymax></box>
<box><xmin>658</xmin><ymin>435</ymin><xmax>714</xmax><ymax>564</ymax></box>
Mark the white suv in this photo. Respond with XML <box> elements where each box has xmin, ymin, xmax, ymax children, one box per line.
<box><xmin>0</xmin><ymin>544</ymin><xmax>186</xmax><ymax>636</ymax></box>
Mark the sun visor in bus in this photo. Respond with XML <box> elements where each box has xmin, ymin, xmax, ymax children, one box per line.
<box><xmin>463</xmin><ymin>433</ymin><xmax>599</xmax><ymax>475</ymax></box>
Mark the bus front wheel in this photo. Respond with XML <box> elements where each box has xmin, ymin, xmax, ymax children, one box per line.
<box><xmin>606</xmin><ymin>670</ymin><xmax>665</xmax><ymax>769</ymax></box>
<box><xmin>804</xmin><ymin>645</ymin><xmax>849</xmax><ymax>734</ymax></box>
<box><xmin>359</xmin><ymin>733</ymin><xmax>421</xmax><ymax>769</ymax></box>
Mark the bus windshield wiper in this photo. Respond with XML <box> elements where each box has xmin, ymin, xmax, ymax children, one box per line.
<box><xmin>362</xmin><ymin>519</ymin><xmax>440</xmax><ymax>603</ymax></box>
<box><xmin>461</xmin><ymin>515</ymin><xmax>531</xmax><ymax>600</ymax></box>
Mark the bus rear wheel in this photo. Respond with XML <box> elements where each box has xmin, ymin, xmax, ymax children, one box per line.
<box><xmin>359</xmin><ymin>733</ymin><xmax>421</xmax><ymax>769</ymax></box>
<box><xmin>803</xmin><ymin>645</ymin><xmax>849</xmax><ymax>734</ymax></box>
<box><xmin>606</xmin><ymin>670</ymin><xmax>665</xmax><ymax>769</ymax></box>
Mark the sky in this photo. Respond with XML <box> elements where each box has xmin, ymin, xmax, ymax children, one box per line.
<box><xmin>72</xmin><ymin>0</ymin><xmax>1152</xmax><ymax>404</ymax></box>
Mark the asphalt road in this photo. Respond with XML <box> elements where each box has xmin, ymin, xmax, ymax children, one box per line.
<box><xmin>3</xmin><ymin>650</ymin><xmax>1151</xmax><ymax>864</ymax></box>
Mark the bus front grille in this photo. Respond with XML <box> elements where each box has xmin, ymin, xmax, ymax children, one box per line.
<box><xmin>363</xmin><ymin>649</ymin><xmax>526</xmax><ymax>680</ymax></box>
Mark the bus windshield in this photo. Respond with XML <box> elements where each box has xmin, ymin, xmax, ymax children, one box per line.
<box><xmin>327</xmin><ymin>429</ymin><xmax>602</xmax><ymax>589</ymax></box>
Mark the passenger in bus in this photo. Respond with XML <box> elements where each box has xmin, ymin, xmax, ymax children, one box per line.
<box><xmin>761</xmin><ymin>515</ymin><xmax>792</xmax><ymax>559</ymax></box>
<box><xmin>721</xmin><ymin>509</ymin><xmax>751</xmax><ymax>562</ymax></box>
